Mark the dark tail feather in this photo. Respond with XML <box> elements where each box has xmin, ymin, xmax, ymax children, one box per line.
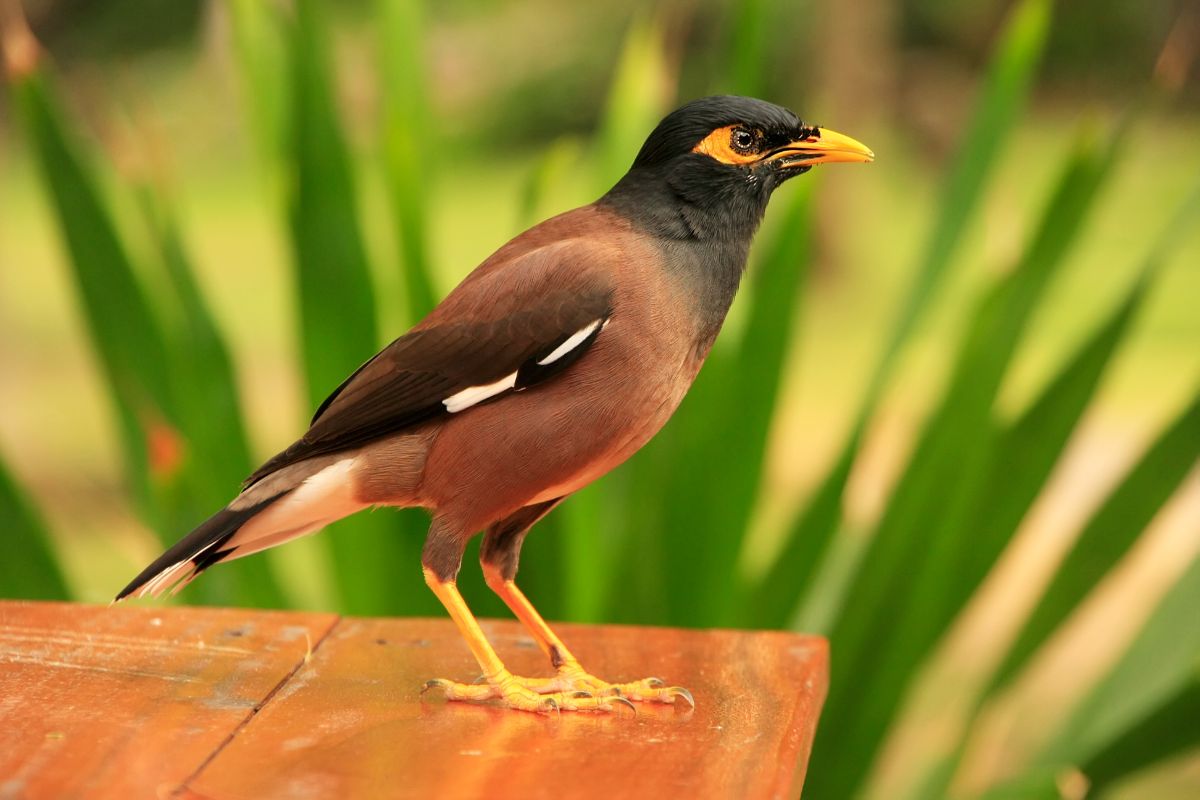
<box><xmin>114</xmin><ymin>493</ymin><xmax>286</xmax><ymax>602</ymax></box>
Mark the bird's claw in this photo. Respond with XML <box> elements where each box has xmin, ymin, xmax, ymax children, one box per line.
<box><xmin>610</xmin><ymin>695</ymin><xmax>637</xmax><ymax>714</ymax></box>
<box><xmin>419</xmin><ymin>674</ymin><xmax>641</xmax><ymax>714</ymax></box>
<box><xmin>665</xmin><ymin>686</ymin><xmax>695</xmax><ymax>709</ymax></box>
<box><xmin>527</xmin><ymin>664</ymin><xmax>693</xmax><ymax>709</ymax></box>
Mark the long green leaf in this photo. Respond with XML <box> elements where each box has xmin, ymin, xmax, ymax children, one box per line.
<box><xmin>13</xmin><ymin>66</ymin><xmax>227</xmax><ymax>604</ymax></box>
<box><xmin>807</xmin><ymin>124</ymin><xmax>1120</xmax><ymax>800</ymax></box>
<box><xmin>13</xmin><ymin>69</ymin><xmax>167</xmax><ymax>524</ymax></box>
<box><xmin>0</xmin><ymin>454</ymin><xmax>69</xmax><ymax>600</ymax></box>
<box><xmin>373</xmin><ymin>0</ymin><xmax>446</xmax><ymax>614</ymax></box>
<box><xmin>903</xmin><ymin>181</ymin><xmax>1200</xmax><ymax>800</ymax></box>
<box><xmin>136</xmin><ymin>189</ymin><xmax>288</xmax><ymax>607</ymax></box>
<box><xmin>724</xmin><ymin>0</ymin><xmax>773</xmax><ymax>97</ymax></box>
<box><xmin>517</xmin><ymin>137</ymin><xmax>583</xmax><ymax>230</ymax></box>
<box><xmin>135</xmin><ymin>191</ymin><xmax>253</xmax><ymax>486</ymax></box>
<box><xmin>379</xmin><ymin>0</ymin><xmax>438</xmax><ymax>323</ymax></box>
<box><xmin>227</xmin><ymin>0</ymin><xmax>288</xmax><ymax>167</ymax></box>
<box><xmin>532</xmin><ymin>14</ymin><xmax>674</xmax><ymax>625</ymax></box>
<box><xmin>657</xmin><ymin>184</ymin><xmax>814</xmax><ymax>625</ymax></box>
<box><xmin>989</xmin><ymin>388</ymin><xmax>1200</xmax><ymax>698</ymax></box>
<box><xmin>759</xmin><ymin>0</ymin><xmax>1052</xmax><ymax>630</ymax></box>
<box><xmin>1080</xmin><ymin>677</ymin><xmax>1200</xmax><ymax>795</ymax></box>
<box><xmin>1037</xmin><ymin>553</ymin><xmax>1200</xmax><ymax>781</ymax></box>
<box><xmin>287</xmin><ymin>0</ymin><xmax>379</xmax><ymax>406</ymax></box>
<box><xmin>744</xmin><ymin>422</ymin><xmax>860</xmax><ymax>628</ymax></box>
<box><xmin>865</xmin><ymin>0</ymin><xmax>1052</xmax><ymax>405</ymax></box>
<box><xmin>974</xmin><ymin>772</ymin><xmax>1063</xmax><ymax>800</ymax></box>
<box><xmin>10</xmin><ymin>28</ymin><xmax>294</xmax><ymax>605</ymax></box>
<box><xmin>595</xmin><ymin>13</ymin><xmax>670</xmax><ymax>188</ymax></box>
<box><xmin>1082</xmin><ymin>677</ymin><xmax>1200</xmax><ymax>796</ymax></box>
<box><xmin>285</xmin><ymin>0</ymin><xmax>432</xmax><ymax>616</ymax></box>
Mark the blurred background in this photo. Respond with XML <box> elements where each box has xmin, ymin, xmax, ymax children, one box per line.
<box><xmin>1</xmin><ymin>0</ymin><xmax>1197</xmax><ymax>797</ymax></box>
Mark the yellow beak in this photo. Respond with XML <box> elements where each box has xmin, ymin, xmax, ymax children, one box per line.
<box><xmin>767</xmin><ymin>127</ymin><xmax>875</xmax><ymax>167</ymax></box>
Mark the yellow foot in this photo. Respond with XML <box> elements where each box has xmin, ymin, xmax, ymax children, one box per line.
<box><xmin>448</xmin><ymin>662</ymin><xmax>696</xmax><ymax>705</ymax></box>
<box><xmin>422</xmin><ymin>673</ymin><xmax>637</xmax><ymax>714</ymax></box>
<box><xmin>504</xmin><ymin>665</ymin><xmax>694</xmax><ymax>708</ymax></box>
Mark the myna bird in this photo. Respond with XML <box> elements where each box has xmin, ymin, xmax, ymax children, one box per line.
<box><xmin>117</xmin><ymin>96</ymin><xmax>872</xmax><ymax>713</ymax></box>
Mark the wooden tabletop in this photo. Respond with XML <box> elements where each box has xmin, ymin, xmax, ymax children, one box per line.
<box><xmin>0</xmin><ymin>601</ymin><xmax>827</xmax><ymax>799</ymax></box>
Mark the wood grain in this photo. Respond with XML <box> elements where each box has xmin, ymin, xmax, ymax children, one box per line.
<box><xmin>0</xmin><ymin>602</ymin><xmax>826</xmax><ymax>799</ymax></box>
<box><xmin>0</xmin><ymin>601</ymin><xmax>338</xmax><ymax>799</ymax></box>
<box><xmin>186</xmin><ymin>617</ymin><xmax>828</xmax><ymax>799</ymax></box>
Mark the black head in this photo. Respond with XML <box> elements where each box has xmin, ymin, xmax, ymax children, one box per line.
<box><xmin>602</xmin><ymin>96</ymin><xmax>872</xmax><ymax>241</ymax></box>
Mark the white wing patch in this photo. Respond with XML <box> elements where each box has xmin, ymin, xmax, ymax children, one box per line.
<box><xmin>443</xmin><ymin>372</ymin><xmax>518</xmax><ymax>413</ymax></box>
<box><xmin>537</xmin><ymin>318</ymin><xmax>605</xmax><ymax>366</ymax></box>
<box><xmin>441</xmin><ymin>317</ymin><xmax>607</xmax><ymax>414</ymax></box>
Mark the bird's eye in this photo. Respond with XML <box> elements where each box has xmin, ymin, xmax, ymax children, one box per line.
<box><xmin>730</xmin><ymin>127</ymin><xmax>756</xmax><ymax>154</ymax></box>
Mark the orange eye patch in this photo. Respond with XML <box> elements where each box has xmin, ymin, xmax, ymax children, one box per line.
<box><xmin>691</xmin><ymin>125</ymin><xmax>762</xmax><ymax>165</ymax></box>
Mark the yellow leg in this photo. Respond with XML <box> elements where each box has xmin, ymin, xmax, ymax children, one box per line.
<box><xmin>421</xmin><ymin>568</ymin><xmax>634</xmax><ymax>713</ymax></box>
<box><xmin>481</xmin><ymin>564</ymin><xmax>694</xmax><ymax>707</ymax></box>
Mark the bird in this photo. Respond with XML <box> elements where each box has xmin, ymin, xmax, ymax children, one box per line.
<box><xmin>116</xmin><ymin>95</ymin><xmax>872</xmax><ymax>713</ymax></box>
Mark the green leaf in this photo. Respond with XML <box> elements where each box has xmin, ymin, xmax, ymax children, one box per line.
<box><xmin>865</xmin><ymin>0</ymin><xmax>1052</xmax><ymax>404</ymax></box>
<box><xmin>761</xmin><ymin>0</ymin><xmax>1052</xmax><ymax>633</ymax></box>
<box><xmin>378</xmin><ymin>0</ymin><xmax>439</xmax><ymax>323</ymax></box>
<box><xmin>974</xmin><ymin>770</ymin><xmax>1065</xmax><ymax>800</ymax></box>
<box><xmin>895</xmin><ymin>291</ymin><xmax>1148</xmax><ymax>800</ymax></box>
<box><xmin>135</xmin><ymin>190</ymin><xmax>253</xmax><ymax>485</ymax></box>
<box><xmin>988</xmin><ymin>387</ymin><xmax>1200</xmax><ymax>698</ymax></box>
<box><xmin>135</xmin><ymin>189</ymin><xmax>288</xmax><ymax>608</ymax></box>
<box><xmin>284</xmin><ymin>0</ymin><xmax>434</xmax><ymax>616</ymax></box>
<box><xmin>595</xmin><ymin>13</ymin><xmax>671</xmax><ymax>188</ymax></box>
<box><xmin>517</xmin><ymin>137</ymin><xmax>583</xmax><ymax>231</ymax></box>
<box><xmin>0</xmin><ymin>454</ymin><xmax>69</xmax><ymax>600</ymax></box>
<box><xmin>227</xmin><ymin>0</ymin><xmax>289</xmax><ymax>166</ymax></box>
<box><xmin>902</xmin><ymin>182</ymin><xmax>1200</xmax><ymax>800</ymax></box>
<box><xmin>807</xmin><ymin>122</ymin><xmax>1119</xmax><ymax>800</ymax></box>
<box><xmin>557</xmin><ymin>482</ymin><xmax>617</xmax><ymax>623</ymax></box>
<box><xmin>13</xmin><ymin>69</ymin><xmax>168</xmax><ymax>521</ymax></box>
<box><xmin>11</xmin><ymin>65</ymin><xmax>288</xmax><ymax>607</ymax></box>
<box><xmin>952</xmin><ymin>283</ymin><xmax>1145</xmax><ymax>623</ymax></box>
<box><xmin>286</xmin><ymin>0</ymin><xmax>379</xmax><ymax>406</ymax></box>
<box><xmin>656</xmin><ymin>184</ymin><xmax>814</xmax><ymax>626</ymax></box>
<box><xmin>978</xmin><ymin>183</ymin><xmax>1200</xmax><ymax>696</ymax></box>
<box><xmin>526</xmin><ymin>13</ymin><xmax>674</xmax><ymax>625</ymax></box>
<box><xmin>1038</xmin><ymin>553</ymin><xmax>1200</xmax><ymax>783</ymax></box>
<box><xmin>723</xmin><ymin>0</ymin><xmax>773</xmax><ymax>97</ymax></box>
<box><xmin>744</xmin><ymin>421</ymin><xmax>862</xmax><ymax>628</ymax></box>
<box><xmin>1082</xmin><ymin>676</ymin><xmax>1200</xmax><ymax>795</ymax></box>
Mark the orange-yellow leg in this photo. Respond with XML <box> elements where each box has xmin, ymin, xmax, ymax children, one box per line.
<box><xmin>481</xmin><ymin>563</ymin><xmax>694</xmax><ymax>707</ymax></box>
<box><xmin>420</xmin><ymin>568</ymin><xmax>634</xmax><ymax>713</ymax></box>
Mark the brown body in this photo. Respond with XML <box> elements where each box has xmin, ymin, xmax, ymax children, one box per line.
<box><xmin>218</xmin><ymin>204</ymin><xmax>709</xmax><ymax>582</ymax></box>
<box><xmin>362</xmin><ymin>207</ymin><xmax>705</xmax><ymax>534</ymax></box>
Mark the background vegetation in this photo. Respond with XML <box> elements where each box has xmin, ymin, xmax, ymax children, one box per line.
<box><xmin>2</xmin><ymin>0</ymin><xmax>1198</xmax><ymax>797</ymax></box>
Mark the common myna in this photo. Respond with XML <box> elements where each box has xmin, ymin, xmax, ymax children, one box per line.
<box><xmin>117</xmin><ymin>95</ymin><xmax>872</xmax><ymax>712</ymax></box>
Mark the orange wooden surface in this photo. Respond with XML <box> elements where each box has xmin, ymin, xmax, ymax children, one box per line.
<box><xmin>0</xmin><ymin>601</ymin><xmax>339</xmax><ymax>800</ymax></box>
<box><xmin>1</xmin><ymin>602</ymin><xmax>827</xmax><ymax>799</ymax></box>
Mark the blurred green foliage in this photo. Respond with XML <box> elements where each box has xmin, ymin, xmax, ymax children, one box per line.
<box><xmin>3</xmin><ymin>0</ymin><xmax>1199</xmax><ymax>797</ymax></box>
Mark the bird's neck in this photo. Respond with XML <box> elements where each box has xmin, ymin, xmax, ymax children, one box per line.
<box><xmin>599</xmin><ymin>166</ymin><xmax>765</xmax><ymax>351</ymax></box>
<box><xmin>599</xmin><ymin>165</ymin><xmax>769</xmax><ymax>243</ymax></box>
<box><xmin>659</xmin><ymin>235</ymin><xmax>751</xmax><ymax>356</ymax></box>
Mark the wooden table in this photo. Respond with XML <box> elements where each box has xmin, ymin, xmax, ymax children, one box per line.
<box><xmin>0</xmin><ymin>601</ymin><xmax>827</xmax><ymax>799</ymax></box>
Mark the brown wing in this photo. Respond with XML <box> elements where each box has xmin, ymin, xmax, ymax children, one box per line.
<box><xmin>247</xmin><ymin>244</ymin><xmax>615</xmax><ymax>486</ymax></box>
